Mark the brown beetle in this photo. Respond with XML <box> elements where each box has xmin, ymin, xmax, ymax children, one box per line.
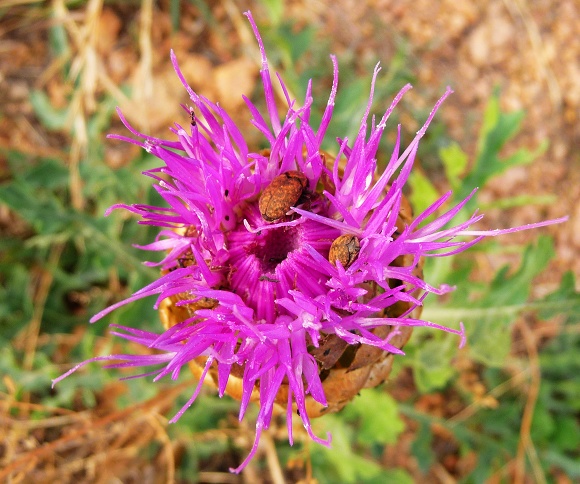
<box><xmin>259</xmin><ymin>171</ymin><xmax>309</xmax><ymax>222</ymax></box>
<box><xmin>328</xmin><ymin>234</ymin><xmax>360</xmax><ymax>268</ymax></box>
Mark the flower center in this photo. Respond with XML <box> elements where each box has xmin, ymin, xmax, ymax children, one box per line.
<box><xmin>225</xmin><ymin>200</ymin><xmax>339</xmax><ymax>321</ymax></box>
<box><xmin>251</xmin><ymin>226</ymin><xmax>300</xmax><ymax>274</ymax></box>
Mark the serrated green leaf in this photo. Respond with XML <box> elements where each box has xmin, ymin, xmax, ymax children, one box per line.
<box><xmin>412</xmin><ymin>336</ymin><xmax>457</xmax><ymax>392</ymax></box>
<box><xmin>408</xmin><ymin>170</ymin><xmax>440</xmax><ymax>217</ymax></box>
<box><xmin>439</xmin><ymin>142</ymin><xmax>468</xmax><ymax>190</ymax></box>
<box><xmin>456</xmin><ymin>92</ymin><xmax>546</xmax><ymax>208</ymax></box>
<box><xmin>342</xmin><ymin>389</ymin><xmax>404</xmax><ymax>445</ymax></box>
<box><xmin>311</xmin><ymin>414</ymin><xmax>408</xmax><ymax>483</ymax></box>
<box><xmin>423</xmin><ymin>237</ymin><xmax>556</xmax><ymax>366</ymax></box>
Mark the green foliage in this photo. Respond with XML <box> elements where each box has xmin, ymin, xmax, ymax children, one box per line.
<box><xmin>29</xmin><ymin>91</ymin><xmax>69</xmax><ymax>130</ymax></box>
<box><xmin>533</xmin><ymin>282</ymin><xmax>580</xmax><ymax>476</ymax></box>
<box><xmin>403</xmin><ymin>333</ymin><xmax>458</xmax><ymax>393</ymax></box>
<box><xmin>456</xmin><ymin>92</ymin><xmax>548</xmax><ymax>209</ymax></box>
<box><xmin>410</xmin><ymin>421</ymin><xmax>434</xmax><ymax>473</ymax></box>
<box><xmin>404</xmin><ymin>236</ymin><xmax>559</xmax><ymax>392</ymax></box>
<box><xmin>312</xmin><ymin>414</ymin><xmax>413</xmax><ymax>484</ymax></box>
<box><xmin>408</xmin><ymin>170</ymin><xmax>444</xmax><ymax>226</ymax></box>
<box><xmin>439</xmin><ymin>142</ymin><xmax>468</xmax><ymax>191</ymax></box>
<box><xmin>260</xmin><ymin>0</ymin><xmax>285</xmax><ymax>25</ymax></box>
<box><xmin>341</xmin><ymin>390</ymin><xmax>404</xmax><ymax>445</ymax></box>
<box><xmin>421</xmin><ymin>236</ymin><xmax>555</xmax><ymax>368</ymax></box>
<box><xmin>407</xmin><ymin>90</ymin><xmax>565</xmax><ymax>378</ymax></box>
<box><xmin>0</xmin><ymin>67</ymin><xmax>162</xmax><ymax>426</ymax></box>
<box><xmin>401</xmin><ymin>92</ymin><xmax>576</xmax><ymax>481</ymax></box>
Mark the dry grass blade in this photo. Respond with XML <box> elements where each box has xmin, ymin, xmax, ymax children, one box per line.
<box><xmin>448</xmin><ymin>368</ymin><xmax>528</xmax><ymax>425</ymax></box>
<box><xmin>51</xmin><ymin>0</ymin><xmax>104</xmax><ymax>211</ymax></box>
<box><xmin>0</xmin><ymin>381</ymin><xmax>194</xmax><ymax>483</ymax></box>
<box><xmin>513</xmin><ymin>318</ymin><xmax>546</xmax><ymax>484</ymax></box>
<box><xmin>503</xmin><ymin>0</ymin><xmax>562</xmax><ymax>110</ymax></box>
<box><xmin>134</xmin><ymin>0</ymin><xmax>153</xmax><ymax>132</ymax></box>
<box><xmin>20</xmin><ymin>243</ymin><xmax>64</xmax><ymax>387</ymax></box>
<box><xmin>263</xmin><ymin>431</ymin><xmax>286</xmax><ymax>484</ymax></box>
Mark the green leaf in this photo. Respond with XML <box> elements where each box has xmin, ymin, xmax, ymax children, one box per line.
<box><xmin>408</xmin><ymin>170</ymin><xmax>440</xmax><ymax>218</ymax></box>
<box><xmin>537</xmin><ymin>271</ymin><xmax>580</xmax><ymax>322</ymax></box>
<box><xmin>456</xmin><ymin>92</ymin><xmax>547</xmax><ymax>209</ymax></box>
<box><xmin>0</xmin><ymin>262</ymin><xmax>33</xmax><ymax>340</ymax></box>
<box><xmin>410</xmin><ymin>421</ymin><xmax>435</xmax><ymax>472</ymax></box>
<box><xmin>0</xmin><ymin>180</ymin><xmax>70</xmax><ymax>234</ymax></box>
<box><xmin>19</xmin><ymin>157</ymin><xmax>69</xmax><ymax>190</ymax></box>
<box><xmin>530</xmin><ymin>400</ymin><xmax>555</xmax><ymax>443</ymax></box>
<box><xmin>29</xmin><ymin>90</ymin><xmax>69</xmax><ymax>130</ymax></box>
<box><xmin>311</xmin><ymin>415</ymin><xmax>411</xmax><ymax>484</ymax></box>
<box><xmin>477</xmin><ymin>236</ymin><xmax>553</xmax><ymax>308</ymax></box>
<box><xmin>49</xmin><ymin>10</ymin><xmax>70</xmax><ymax>57</ymax></box>
<box><xmin>263</xmin><ymin>22</ymin><xmax>315</xmax><ymax>72</ymax></box>
<box><xmin>342</xmin><ymin>389</ymin><xmax>405</xmax><ymax>445</ymax></box>
<box><xmin>169</xmin><ymin>0</ymin><xmax>180</xmax><ymax>31</ymax></box>
<box><xmin>541</xmin><ymin>451</ymin><xmax>580</xmax><ymax>478</ymax></box>
<box><xmin>411</xmin><ymin>336</ymin><xmax>458</xmax><ymax>392</ymax></box>
<box><xmin>439</xmin><ymin>142</ymin><xmax>468</xmax><ymax>191</ymax></box>
<box><xmin>423</xmin><ymin>237</ymin><xmax>555</xmax><ymax>366</ymax></box>
<box><xmin>482</xmin><ymin>193</ymin><xmax>556</xmax><ymax>210</ymax></box>
<box><xmin>261</xmin><ymin>0</ymin><xmax>285</xmax><ymax>25</ymax></box>
<box><xmin>551</xmin><ymin>416</ymin><xmax>580</xmax><ymax>452</ymax></box>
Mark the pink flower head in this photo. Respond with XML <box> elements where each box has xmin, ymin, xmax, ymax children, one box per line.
<box><xmin>53</xmin><ymin>11</ymin><xmax>567</xmax><ymax>472</ymax></box>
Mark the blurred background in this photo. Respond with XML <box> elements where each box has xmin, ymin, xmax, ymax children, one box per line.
<box><xmin>1</xmin><ymin>0</ymin><xmax>578</xmax><ymax>482</ymax></box>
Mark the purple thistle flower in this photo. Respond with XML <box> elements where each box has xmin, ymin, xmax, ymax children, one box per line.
<box><xmin>53</xmin><ymin>11</ymin><xmax>567</xmax><ymax>473</ymax></box>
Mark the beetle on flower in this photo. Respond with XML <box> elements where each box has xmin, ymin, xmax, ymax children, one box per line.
<box><xmin>53</xmin><ymin>11</ymin><xmax>567</xmax><ymax>473</ymax></box>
